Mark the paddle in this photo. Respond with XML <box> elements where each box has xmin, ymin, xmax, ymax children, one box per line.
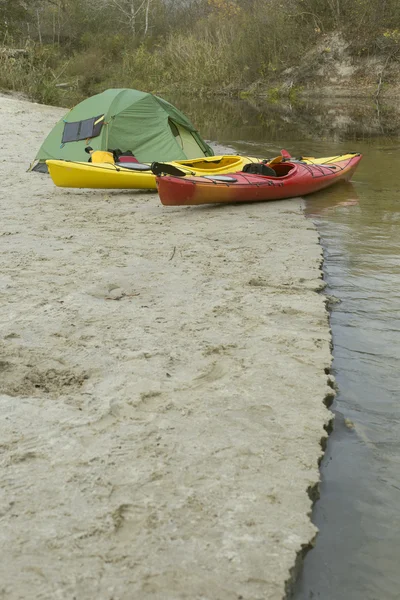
<box><xmin>265</xmin><ymin>149</ymin><xmax>292</xmax><ymax>166</ymax></box>
<box><xmin>151</xmin><ymin>162</ymin><xmax>189</xmax><ymax>177</ymax></box>
<box><xmin>280</xmin><ymin>149</ymin><xmax>292</xmax><ymax>159</ymax></box>
<box><xmin>266</xmin><ymin>155</ymin><xmax>284</xmax><ymax>166</ymax></box>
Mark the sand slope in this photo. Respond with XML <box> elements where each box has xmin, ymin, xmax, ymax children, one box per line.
<box><xmin>0</xmin><ymin>95</ymin><xmax>333</xmax><ymax>600</ymax></box>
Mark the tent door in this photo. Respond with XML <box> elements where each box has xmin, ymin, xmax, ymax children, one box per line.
<box><xmin>169</xmin><ymin>119</ymin><xmax>206</xmax><ymax>159</ymax></box>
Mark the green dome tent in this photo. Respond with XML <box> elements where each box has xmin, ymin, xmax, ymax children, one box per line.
<box><xmin>32</xmin><ymin>88</ymin><xmax>214</xmax><ymax>172</ymax></box>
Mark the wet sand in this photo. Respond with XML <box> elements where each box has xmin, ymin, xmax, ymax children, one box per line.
<box><xmin>0</xmin><ymin>94</ymin><xmax>333</xmax><ymax>600</ymax></box>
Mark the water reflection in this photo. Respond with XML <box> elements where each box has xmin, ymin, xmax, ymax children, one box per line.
<box><xmin>165</xmin><ymin>95</ymin><xmax>400</xmax><ymax>600</ymax></box>
<box><xmin>165</xmin><ymin>94</ymin><xmax>400</xmax><ymax>147</ymax></box>
<box><xmin>304</xmin><ymin>182</ymin><xmax>360</xmax><ymax>217</ymax></box>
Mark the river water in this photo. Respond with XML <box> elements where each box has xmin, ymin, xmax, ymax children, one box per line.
<box><xmin>169</xmin><ymin>95</ymin><xmax>400</xmax><ymax>599</ymax></box>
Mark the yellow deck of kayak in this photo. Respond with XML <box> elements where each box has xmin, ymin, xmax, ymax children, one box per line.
<box><xmin>46</xmin><ymin>155</ymin><xmax>261</xmax><ymax>190</ymax></box>
<box><xmin>46</xmin><ymin>153</ymin><xmax>359</xmax><ymax>190</ymax></box>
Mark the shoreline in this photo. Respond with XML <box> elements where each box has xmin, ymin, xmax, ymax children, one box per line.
<box><xmin>0</xmin><ymin>95</ymin><xmax>333</xmax><ymax>599</ymax></box>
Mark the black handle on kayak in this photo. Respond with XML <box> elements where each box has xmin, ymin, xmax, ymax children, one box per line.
<box><xmin>151</xmin><ymin>162</ymin><xmax>188</xmax><ymax>177</ymax></box>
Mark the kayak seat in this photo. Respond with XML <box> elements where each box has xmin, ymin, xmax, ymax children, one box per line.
<box><xmin>242</xmin><ymin>163</ymin><xmax>276</xmax><ymax>176</ymax></box>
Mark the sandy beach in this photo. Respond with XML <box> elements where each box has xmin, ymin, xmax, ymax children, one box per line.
<box><xmin>0</xmin><ymin>94</ymin><xmax>333</xmax><ymax>600</ymax></box>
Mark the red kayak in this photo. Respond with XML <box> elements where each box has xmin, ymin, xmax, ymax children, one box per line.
<box><xmin>155</xmin><ymin>152</ymin><xmax>362</xmax><ymax>206</ymax></box>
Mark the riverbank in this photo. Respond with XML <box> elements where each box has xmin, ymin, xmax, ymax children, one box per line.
<box><xmin>0</xmin><ymin>95</ymin><xmax>333</xmax><ymax>599</ymax></box>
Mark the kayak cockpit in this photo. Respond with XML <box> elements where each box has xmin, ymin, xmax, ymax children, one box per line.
<box><xmin>270</xmin><ymin>163</ymin><xmax>297</xmax><ymax>177</ymax></box>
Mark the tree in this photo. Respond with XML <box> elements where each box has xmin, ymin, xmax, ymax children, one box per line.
<box><xmin>109</xmin><ymin>0</ymin><xmax>154</xmax><ymax>37</ymax></box>
<box><xmin>0</xmin><ymin>0</ymin><xmax>30</xmax><ymax>39</ymax></box>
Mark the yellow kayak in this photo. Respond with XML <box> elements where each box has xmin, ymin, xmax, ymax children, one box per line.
<box><xmin>46</xmin><ymin>155</ymin><xmax>261</xmax><ymax>190</ymax></box>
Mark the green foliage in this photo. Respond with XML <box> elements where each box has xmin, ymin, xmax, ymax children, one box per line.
<box><xmin>0</xmin><ymin>44</ymin><xmax>65</xmax><ymax>104</ymax></box>
<box><xmin>115</xmin><ymin>44</ymin><xmax>167</xmax><ymax>91</ymax></box>
<box><xmin>1</xmin><ymin>0</ymin><xmax>399</xmax><ymax>105</ymax></box>
<box><xmin>0</xmin><ymin>0</ymin><xmax>29</xmax><ymax>37</ymax></box>
<box><xmin>289</xmin><ymin>86</ymin><xmax>304</xmax><ymax>103</ymax></box>
<box><xmin>266</xmin><ymin>87</ymin><xmax>281</xmax><ymax>104</ymax></box>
